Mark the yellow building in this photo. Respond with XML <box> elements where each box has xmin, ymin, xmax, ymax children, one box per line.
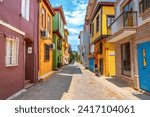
<box><xmin>90</xmin><ymin>2</ymin><xmax>115</xmax><ymax>76</ymax></box>
<box><xmin>39</xmin><ymin>0</ymin><xmax>55</xmax><ymax>80</ymax></box>
<box><xmin>62</xmin><ymin>29</ymin><xmax>69</xmax><ymax>65</ymax></box>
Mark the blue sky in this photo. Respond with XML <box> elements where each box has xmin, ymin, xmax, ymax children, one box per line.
<box><xmin>50</xmin><ymin>0</ymin><xmax>88</xmax><ymax>51</ymax></box>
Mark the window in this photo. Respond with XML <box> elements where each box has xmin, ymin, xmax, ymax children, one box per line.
<box><xmin>59</xmin><ymin>13</ymin><xmax>61</xmax><ymax>28</ymax></box>
<box><xmin>42</xmin><ymin>8</ymin><xmax>46</xmax><ymax>28</ymax></box>
<box><xmin>121</xmin><ymin>42</ymin><xmax>131</xmax><ymax>76</ymax></box>
<box><xmin>21</xmin><ymin>0</ymin><xmax>30</xmax><ymax>20</ymax></box>
<box><xmin>47</xmin><ymin>16</ymin><xmax>51</xmax><ymax>33</ymax></box>
<box><xmin>96</xmin><ymin>15</ymin><xmax>99</xmax><ymax>32</ymax></box>
<box><xmin>139</xmin><ymin>0</ymin><xmax>150</xmax><ymax>14</ymax></box>
<box><xmin>57</xmin><ymin>39</ymin><xmax>62</xmax><ymax>50</ymax></box>
<box><xmin>123</xmin><ymin>0</ymin><xmax>133</xmax><ymax>11</ymax></box>
<box><xmin>91</xmin><ymin>23</ymin><xmax>94</xmax><ymax>36</ymax></box>
<box><xmin>98</xmin><ymin>42</ymin><xmax>103</xmax><ymax>54</ymax></box>
<box><xmin>107</xmin><ymin>15</ymin><xmax>115</xmax><ymax>27</ymax></box>
<box><xmin>5</xmin><ymin>38</ymin><xmax>19</xmax><ymax>66</ymax></box>
<box><xmin>142</xmin><ymin>49</ymin><xmax>147</xmax><ymax>67</ymax></box>
<box><xmin>44</xmin><ymin>44</ymin><xmax>50</xmax><ymax>61</ymax></box>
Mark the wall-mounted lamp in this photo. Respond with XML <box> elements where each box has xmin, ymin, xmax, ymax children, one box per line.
<box><xmin>0</xmin><ymin>0</ymin><xmax>3</xmax><ymax>2</ymax></box>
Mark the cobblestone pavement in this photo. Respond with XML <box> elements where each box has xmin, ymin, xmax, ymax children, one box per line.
<box><xmin>14</xmin><ymin>62</ymin><xmax>150</xmax><ymax>100</ymax></box>
<box><xmin>62</xmin><ymin>63</ymin><xmax>150</xmax><ymax>100</ymax></box>
<box><xmin>62</xmin><ymin>63</ymin><xmax>123</xmax><ymax>100</ymax></box>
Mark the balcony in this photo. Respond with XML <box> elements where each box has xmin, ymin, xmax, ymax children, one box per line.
<box><xmin>107</xmin><ymin>11</ymin><xmax>137</xmax><ymax>42</ymax></box>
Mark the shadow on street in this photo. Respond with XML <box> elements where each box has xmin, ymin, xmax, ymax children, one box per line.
<box><xmin>106</xmin><ymin>77</ymin><xmax>130</xmax><ymax>88</ymax></box>
<box><xmin>14</xmin><ymin>69</ymin><xmax>74</xmax><ymax>100</ymax></box>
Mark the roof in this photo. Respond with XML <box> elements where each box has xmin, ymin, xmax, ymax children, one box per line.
<box><xmin>90</xmin><ymin>1</ymin><xmax>115</xmax><ymax>22</ymax></box>
<box><xmin>53</xmin><ymin>6</ymin><xmax>67</xmax><ymax>25</ymax></box>
<box><xmin>43</xmin><ymin>0</ymin><xmax>55</xmax><ymax>16</ymax></box>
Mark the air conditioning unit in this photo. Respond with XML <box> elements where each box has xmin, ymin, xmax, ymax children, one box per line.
<box><xmin>49</xmin><ymin>43</ymin><xmax>55</xmax><ymax>49</ymax></box>
<box><xmin>41</xmin><ymin>30</ymin><xmax>49</xmax><ymax>39</ymax></box>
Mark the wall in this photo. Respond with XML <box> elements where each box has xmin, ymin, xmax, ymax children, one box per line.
<box><xmin>52</xmin><ymin>34</ymin><xmax>62</xmax><ymax>69</ymax></box>
<box><xmin>39</xmin><ymin>2</ymin><xmax>53</xmax><ymax>76</ymax></box>
<box><xmin>53</xmin><ymin>12</ymin><xmax>64</xmax><ymax>39</ymax></box>
<box><xmin>102</xmin><ymin>6</ymin><xmax>115</xmax><ymax>35</ymax></box>
<box><xmin>0</xmin><ymin>26</ymin><xmax>25</xmax><ymax>99</ymax></box>
<box><xmin>52</xmin><ymin>13</ymin><xmax>59</xmax><ymax>31</ymax></box>
<box><xmin>91</xmin><ymin>9</ymin><xmax>101</xmax><ymax>42</ymax></box>
<box><xmin>59</xmin><ymin>13</ymin><xmax>65</xmax><ymax>39</ymax></box>
<box><xmin>0</xmin><ymin>0</ymin><xmax>39</xmax><ymax>83</ymax></box>
<box><xmin>83</xmin><ymin>28</ymin><xmax>90</xmax><ymax>68</ymax></box>
<box><xmin>95</xmin><ymin>40</ymin><xmax>115</xmax><ymax>76</ymax></box>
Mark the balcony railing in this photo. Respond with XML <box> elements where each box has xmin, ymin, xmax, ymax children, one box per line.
<box><xmin>108</xmin><ymin>11</ymin><xmax>138</xmax><ymax>35</ymax></box>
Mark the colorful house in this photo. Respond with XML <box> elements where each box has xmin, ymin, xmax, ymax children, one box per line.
<box><xmin>90</xmin><ymin>1</ymin><xmax>116</xmax><ymax>76</ymax></box>
<box><xmin>107</xmin><ymin>0</ymin><xmax>150</xmax><ymax>91</ymax></box>
<box><xmin>78</xmin><ymin>31</ymin><xmax>84</xmax><ymax>65</ymax></box>
<box><xmin>0</xmin><ymin>0</ymin><xmax>39</xmax><ymax>99</ymax></box>
<box><xmin>52</xmin><ymin>6</ymin><xmax>67</xmax><ymax>69</ymax></box>
<box><xmin>39</xmin><ymin>0</ymin><xmax>55</xmax><ymax>80</ymax></box>
<box><xmin>62</xmin><ymin>29</ymin><xmax>69</xmax><ymax>65</ymax></box>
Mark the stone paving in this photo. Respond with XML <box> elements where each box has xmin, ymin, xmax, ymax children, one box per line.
<box><xmin>62</xmin><ymin>63</ymin><xmax>150</xmax><ymax>100</ymax></box>
<box><xmin>14</xmin><ymin>62</ymin><xmax>150</xmax><ymax>100</ymax></box>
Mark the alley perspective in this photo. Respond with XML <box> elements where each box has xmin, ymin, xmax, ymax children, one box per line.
<box><xmin>14</xmin><ymin>62</ymin><xmax>150</xmax><ymax>100</ymax></box>
<box><xmin>1</xmin><ymin>0</ymin><xmax>150</xmax><ymax>100</ymax></box>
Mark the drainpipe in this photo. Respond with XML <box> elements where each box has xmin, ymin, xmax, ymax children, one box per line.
<box><xmin>37</xmin><ymin>0</ymin><xmax>41</xmax><ymax>82</ymax></box>
<box><xmin>35</xmin><ymin>0</ymin><xmax>41</xmax><ymax>84</ymax></box>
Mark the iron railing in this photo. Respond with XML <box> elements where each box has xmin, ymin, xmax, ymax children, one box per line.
<box><xmin>107</xmin><ymin>11</ymin><xmax>138</xmax><ymax>35</ymax></box>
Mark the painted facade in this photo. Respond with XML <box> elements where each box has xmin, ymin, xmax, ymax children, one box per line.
<box><xmin>63</xmin><ymin>29</ymin><xmax>69</xmax><ymax>65</ymax></box>
<box><xmin>79</xmin><ymin>0</ymin><xmax>96</xmax><ymax>69</ymax></box>
<box><xmin>78</xmin><ymin>31</ymin><xmax>84</xmax><ymax>64</ymax></box>
<box><xmin>39</xmin><ymin>0</ymin><xmax>55</xmax><ymax>80</ymax></box>
<box><xmin>90</xmin><ymin>1</ymin><xmax>116</xmax><ymax>76</ymax></box>
<box><xmin>52</xmin><ymin>6</ymin><xmax>67</xmax><ymax>69</ymax></box>
<box><xmin>0</xmin><ymin>0</ymin><xmax>39</xmax><ymax>99</ymax></box>
<box><xmin>107</xmin><ymin>0</ymin><xmax>150</xmax><ymax>91</ymax></box>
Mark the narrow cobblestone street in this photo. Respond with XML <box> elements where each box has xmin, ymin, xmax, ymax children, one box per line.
<box><xmin>14</xmin><ymin>62</ymin><xmax>150</xmax><ymax>100</ymax></box>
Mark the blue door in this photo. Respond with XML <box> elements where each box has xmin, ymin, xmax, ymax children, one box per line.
<box><xmin>89</xmin><ymin>58</ymin><xmax>94</xmax><ymax>72</ymax></box>
<box><xmin>138</xmin><ymin>41</ymin><xmax>150</xmax><ymax>92</ymax></box>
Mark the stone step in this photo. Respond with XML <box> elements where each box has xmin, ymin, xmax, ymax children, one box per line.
<box><xmin>24</xmin><ymin>80</ymin><xmax>30</xmax><ymax>84</ymax></box>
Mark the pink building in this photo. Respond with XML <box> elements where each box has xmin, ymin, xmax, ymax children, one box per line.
<box><xmin>0</xmin><ymin>0</ymin><xmax>39</xmax><ymax>99</ymax></box>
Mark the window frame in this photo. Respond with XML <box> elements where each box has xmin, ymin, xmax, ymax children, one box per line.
<box><xmin>5</xmin><ymin>38</ymin><xmax>19</xmax><ymax>67</ymax></box>
<box><xmin>44</xmin><ymin>44</ymin><xmax>50</xmax><ymax>61</ymax></box>
<box><xmin>121</xmin><ymin>42</ymin><xmax>131</xmax><ymax>76</ymax></box>
<box><xmin>91</xmin><ymin>23</ymin><xmax>94</xmax><ymax>36</ymax></box>
<box><xmin>21</xmin><ymin>0</ymin><xmax>30</xmax><ymax>21</ymax></box>
<box><xmin>42</xmin><ymin>7</ymin><xmax>46</xmax><ymax>28</ymax></box>
<box><xmin>107</xmin><ymin>15</ymin><xmax>115</xmax><ymax>27</ymax></box>
<box><xmin>47</xmin><ymin>15</ymin><xmax>51</xmax><ymax>34</ymax></box>
<box><xmin>96</xmin><ymin>15</ymin><xmax>99</xmax><ymax>32</ymax></box>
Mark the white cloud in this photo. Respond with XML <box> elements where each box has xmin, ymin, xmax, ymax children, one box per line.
<box><xmin>63</xmin><ymin>1</ymin><xmax>87</xmax><ymax>50</ymax></box>
<box><xmin>64</xmin><ymin>3</ymin><xmax>87</xmax><ymax>26</ymax></box>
